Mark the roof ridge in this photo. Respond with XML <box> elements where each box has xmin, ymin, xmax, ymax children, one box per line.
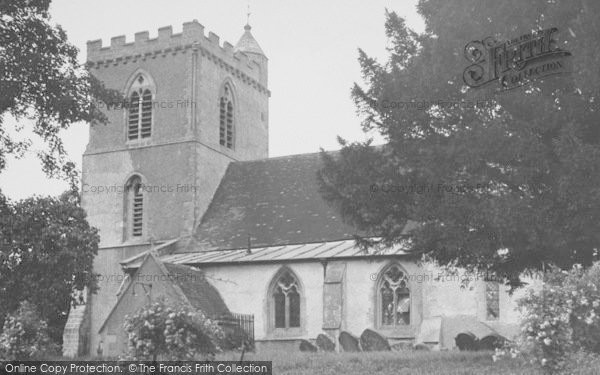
<box><xmin>230</xmin><ymin>149</ymin><xmax>331</xmax><ymax>164</ymax></box>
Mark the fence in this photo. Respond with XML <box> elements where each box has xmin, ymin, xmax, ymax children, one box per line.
<box><xmin>217</xmin><ymin>312</ymin><xmax>255</xmax><ymax>348</ymax></box>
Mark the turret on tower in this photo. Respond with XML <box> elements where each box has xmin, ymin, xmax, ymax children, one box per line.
<box><xmin>235</xmin><ymin>24</ymin><xmax>268</xmax><ymax>86</ymax></box>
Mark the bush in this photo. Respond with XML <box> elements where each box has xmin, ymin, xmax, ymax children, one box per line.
<box><xmin>512</xmin><ymin>263</ymin><xmax>600</xmax><ymax>373</ymax></box>
<box><xmin>0</xmin><ymin>301</ymin><xmax>58</xmax><ymax>360</ymax></box>
<box><xmin>220</xmin><ymin>323</ymin><xmax>253</xmax><ymax>352</ymax></box>
<box><xmin>123</xmin><ymin>299</ymin><xmax>225</xmax><ymax>360</ymax></box>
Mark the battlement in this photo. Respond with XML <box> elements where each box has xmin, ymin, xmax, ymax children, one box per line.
<box><xmin>87</xmin><ymin>20</ymin><xmax>266</xmax><ymax>91</ymax></box>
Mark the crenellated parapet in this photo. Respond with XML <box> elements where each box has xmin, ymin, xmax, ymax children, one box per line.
<box><xmin>86</xmin><ymin>20</ymin><xmax>269</xmax><ymax>96</ymax></box>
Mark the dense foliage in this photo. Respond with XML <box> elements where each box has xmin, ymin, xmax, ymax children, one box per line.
<box><xmin>123</xmin><ymin>299</ymin><xmax>225</xmax><ymax>361</ymax></box>
<box><xmin>494</xmin><ymin>263</ymin><xmax>600</xmax><ymax>373</ymax></box>
<box><xmin>0</xmin><ymin>301</ymin><xmax>58</xmax><ymax>360</ymax></box>
<box><xmin>0</xmin><ymin>190</ymin><xmax>99</xmax><ymax>344</ymax></box>
<box><xmin>318</xmin><ymin>0</ymin><xmax>600</xmax><ymax>286</ymax></box>
<box><xmin>0</xmin><ymin>0</ymin><xmax>120</xmax><ymax>180</ymax></box>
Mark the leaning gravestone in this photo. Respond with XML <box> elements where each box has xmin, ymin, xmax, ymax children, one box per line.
<box><xmin>478</xmin><ymin>334</ymin><xmax>506</xmax><ymax>351</ymax></box>
<box><xmin>455</xmin><ymin>332</ymin><xmax>478</xmax><ymax>351</ymax></box>
<box><xmin>360</xmin><ymin>329</ymin><xmax>391</xmax><ymax>351</ymax></box>
<box><xmin>316</xmin><ymin>333</ymin><xmax>336</xmax><ymax>352</ymax></box>
<box><xmin>413</xmin><ymin>343</ymin><xmax>430</xmax><ymax>351</ymax></box>
<box><xmin>338</xmin><ymin>331</ymin><xmax>361</xmax><ymax>352</ymax></box>
<box><xmin>299</xmin><ymin>339</ymin><xmax>318</xmax><ymax>352</ymax></box>
<box><xmin>391</xmin><ymin>341</ymin><xmax>412</xmax><ymax>351</ymax></box>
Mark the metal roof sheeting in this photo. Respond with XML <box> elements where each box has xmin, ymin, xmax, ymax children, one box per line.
<box><xmin>140</xmin><ymin>239</ymin><xmax>411</xmax><ymax>267</ymax></box>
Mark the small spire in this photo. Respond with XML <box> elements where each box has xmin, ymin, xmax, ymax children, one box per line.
<box><xmin>235</xmin><ymin>10</ymin><xmax>266</xmax><ymax>57</ymax></box>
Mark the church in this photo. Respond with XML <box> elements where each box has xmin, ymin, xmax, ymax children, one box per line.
<box><xmin>61</xmin><ymin>20</ymin><xmax>536</xmax><ymax>357</ymax></box>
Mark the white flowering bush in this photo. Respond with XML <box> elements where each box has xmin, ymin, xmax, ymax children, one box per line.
<box><xmin>492</xmin><ymin>339</ymin><xmax>521</xmax><ymax>363</ymax></box>
<box><xmin>0</xmin><ymin>301</ymin><xmax>57</xmax><ymax>360</ymax></box>
<box><xmin>123</xmin><ymin>299</ymin><xmax>225</xmax><ymax>361</ymax></box>
<box><xmin>514</xmin><ymin>263</ymin><xmax>600</xmax><ymax>373</ymax></box>
<box><xmin>568</xmin><ymin>264</ymin><xmax>600</xmax><ymax>353</ymax></box>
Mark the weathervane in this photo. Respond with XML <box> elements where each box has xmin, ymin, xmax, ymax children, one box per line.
<box><xmin>246</xmin><ymin>0</ymin><xmax>251</xmax><ymax>25</ymax></box>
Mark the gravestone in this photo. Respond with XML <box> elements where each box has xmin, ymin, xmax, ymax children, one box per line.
<box><xmin>413</xmin><ymin>343</ymin><xmax>431</xmax><ymax>351</ymax></box>
<box><xmin>299</xmin><ymin>339</ymin><xmax>318</xmax><ymax>352</ymax></box>
<box><xmin>478</xmin><ymin>334</ymin><xmax>506</xmax><ymax>351</ymax></box>
<box><xmin>360</xmin><ymin>329</ymin><xmax>391</xmax><ymax>351</ymax></box>
<box><xmin>316</xmin><ymin>333</ymin><xmax>335</xmax><ymax>352</ymax></box>
<box><xmin>338</xmin><ymin>331</ymin><xmax>361</xmax><ymax>352</ymax></box>
<box><xmin>391</xmin><ymin>342</ymin><xmax>412</xmax><ymax>351</ymax></box>
<box><xmin>455</xmin><ymin>332</ymin><xmax>478</xmax><ymax>351</ymax></box>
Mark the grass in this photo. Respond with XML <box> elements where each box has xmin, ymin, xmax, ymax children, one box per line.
<box><xmin>54</xmin><ymin>348</ymin><xmax>600</xmax><ymax>374</ymax></box>
<box><xmin>217</xmin><ymin>350</ymin><xmax>545</xmax><ymax>375</ymax></box>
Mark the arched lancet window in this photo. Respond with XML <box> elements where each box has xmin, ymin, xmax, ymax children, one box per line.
<box><xmin>127</xmin><ymin>74</ymin><xmax>153</xmax><ymax>141</ymax></box>
<box><xmin>124</xmin><ymin>175</ymin><xmax>144</xmax><ymax>239</ymax></box>
<box><xmin>219</xmin><ymin>84</ymin><xmax>234</xmax><ymax>149</ymax></box>
<box><xmin>378</xmin><ymin>264</ymin><xmax>410</xmax><ymax>327</ymax></box>
<box><xmin>269</xmin><ymin>268</ymin><xmax>301</xmax><ymax>329</ymax></box>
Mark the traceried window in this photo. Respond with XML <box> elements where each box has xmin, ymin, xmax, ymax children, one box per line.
<box><xmin>124</xmin><ymin>175</ymin><xmax>144</xmax><ymax>239</ymax></box>
<box><xmin>219</xmin><ymin>84</ymin><xmax>234</xmax><ymax>149</ymax></box>
<box><xmin>378</xmin><ymin>264</ymin><xmax>410</xmax><ymax>327</ymax></box>
<box><xmin>127</xmin><ymin>74</ymin><xmax>153</xmax><ymax>141</ymax></box>
<box><xmin>486</xmin><ymin>282</ymin><xmax>500</xmax><ymax>320</ymax></box>
<box><xmin>270</xmin><ymin>269</ymin><xmax>301</xmax><ymax>329</ymax></box>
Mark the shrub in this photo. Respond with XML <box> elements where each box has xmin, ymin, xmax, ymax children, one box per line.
<box><xmin>0</xmin><ymin>301</ymin><xmax>58</xmax><ymax>360</ymax></box>
<box><xmin>513</xmin><ymin>263</ymin><xmax>600</xmax><ymax>373</ymax></box>
<box><xmin>123</xmin><ymin>298</ymin><xmax>225</xmax><ymax>361</ymax></box>
<box><xmin>220</xmin><ymin>323</ymin><xmax>253</xmax><ymax>352</ymax></box>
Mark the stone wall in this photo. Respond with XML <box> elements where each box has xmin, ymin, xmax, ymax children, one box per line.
<box><xmin>200</xmin><ymin>257</ymin><xmax>424</xmax><ymax>346</ymax></box>
<box><xmin>62</xmin><ymin>303</ymin><xmax>90</xmax><ymax>358</ymax></box>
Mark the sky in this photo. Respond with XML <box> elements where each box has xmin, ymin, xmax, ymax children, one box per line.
<box><xmin>0</xmin><ymin>0</ymin><xmax>425</xmax><ymax>200</ymax></box>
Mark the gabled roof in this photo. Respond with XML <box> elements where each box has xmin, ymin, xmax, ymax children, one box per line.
<box><xmin>184</xmin><ymin>152</ymin><xmax>363</xmax><ymax>252</ymax></box>
<box><xmin>119</xmin><ymin>238</ymin><xmax>181</xmax><ymax>267</ymax></box>
<box><xmin>162</xmin><ymin>262</ymin><xmax>230</xmax><ymax>317</ymax></box>
<box><xmin>235</xmin><ymin>24</ymin><xmax>265</xmax><ymax>56</ymax></box>
<box><xmin>99</xmin><ymin>252</ymin><xmax>230</xmax><ymax>333</ymax></box>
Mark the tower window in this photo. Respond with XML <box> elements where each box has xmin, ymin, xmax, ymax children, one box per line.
<box><xmin>219</xmin><ymin>84</ymin><xmax>234</xmax><ymax>149</ymax></box>
<box><xmin>127</xmin><ymin>73</ymin><xmax>154</xmax><ymax>141</ymax></box>
<box><xmin>269</xmin><ymin>268</ymin><xmax>301</xmax><ymax>330</ymax></box>
<box><xmin>377</xmin><ymin>264</ymin><xmax>410</xmax><ymax>327</ymax></box>
<box><xmin>125</xmin><ymin>175</ymin><xmax>144</xmax><ymax>239</ymax></box>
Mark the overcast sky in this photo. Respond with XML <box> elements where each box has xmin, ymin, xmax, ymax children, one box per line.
<box><xmin>0</xmin><ymin>0</ymin><xmax>425</xmax><ymax>200</ymax></box>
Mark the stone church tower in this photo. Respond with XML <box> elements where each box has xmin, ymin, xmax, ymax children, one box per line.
<box><xmin>62</xmin><ymin>21</ymin><xmax>269</xmax><ymax>356</ymax></box>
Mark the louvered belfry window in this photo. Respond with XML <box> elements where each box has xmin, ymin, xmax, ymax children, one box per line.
<box><xmin>125</xmin><ymin>175</ymin><xmax>144</xmax><ymax>238</ymax></box>
<box><xmin>127</xmin><ymin>74</ymin><xmax>153</xmax><ymax>141</ymax></box>
<box><xmin>219</xmin><ymin>85</ymin><xmax>234</xmax><ymax>148</ymax></box>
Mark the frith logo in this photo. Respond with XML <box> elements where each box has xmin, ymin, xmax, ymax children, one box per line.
<box><xmin>463</xmin><ymin>27</ymin><xmax>572</xmax><ymax>91</ymax></box>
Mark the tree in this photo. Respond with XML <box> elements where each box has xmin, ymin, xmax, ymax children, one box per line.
<box><xmin>0</xmin><ymin>0</ymin><xmax>120</xmax><ymax>181</ymax></box>
<box><xmin>123</xmin><ymin>299</ymin><xmax>225</xmax><ymax>361</ymax></box>
<box><xmin>0</xmin><ymin>189</ymin><xmax>99</xmax><ymax>344</ymax></box>
<box><xmin>318</xmin><ymin>1</ymin><xmax>600</xmax><ymax>287</ymax></box>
